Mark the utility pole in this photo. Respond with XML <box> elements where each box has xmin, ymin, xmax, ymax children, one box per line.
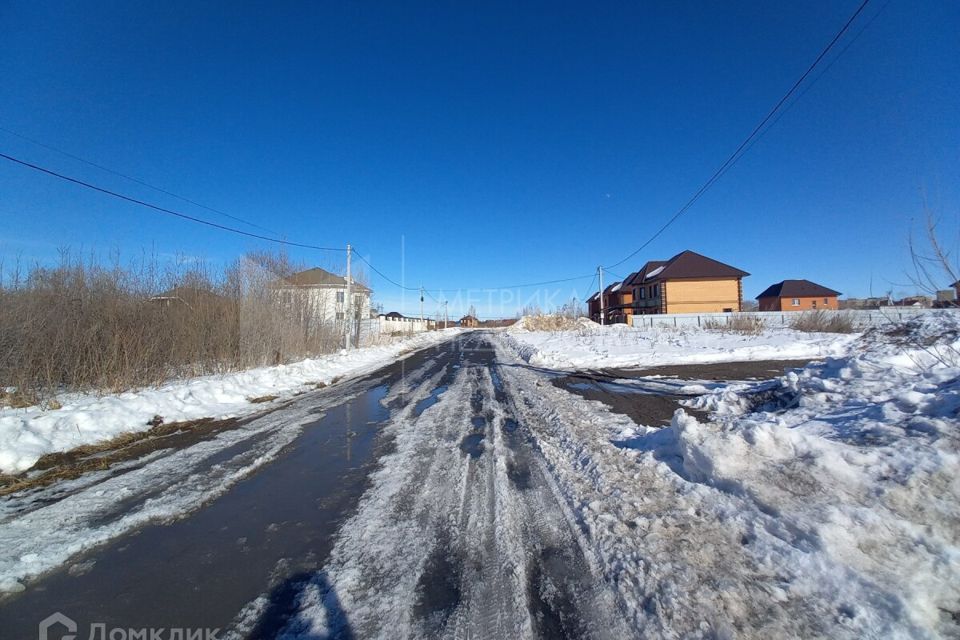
<box><xmin>598</xmin><ymin>265</ymin><xmax>605</xmax><ymax>326</ymax></box>
<box><xmin>444</xmin><ymin>301</ymin><xmax>448</xmax><ymax>329</ymax></box>
<box><xmin>420</xmin><ymin>285</ymin><xmax>424</xmax><ymax>332</ymax></box>
<box><xmin>345</xmin><ymin>244</ymin><xmax>352</xmax><ymax>349</ymax></box>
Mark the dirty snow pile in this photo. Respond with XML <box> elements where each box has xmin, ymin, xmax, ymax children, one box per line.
<box><xmin>498</xmin><ymin>313</ymin><xmax>960</xmax><ymax>638</ymax></box>
<box><xmin>505</xmin><ymin>319</ymin><xmax>857</xmax><ymax>369</ymax></box>
<box><xmin>0</xmin><ymin>330</ymin><xmax>459</xmax><ymax>475</ymax></box>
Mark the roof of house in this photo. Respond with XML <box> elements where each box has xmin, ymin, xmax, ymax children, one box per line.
<box><xmin>459</xmin><ymin>314</ymin><xmax>478</xmax><ymax>322</ymax></box>
<box><xmin>622</xmin><ymin>251</ymin><xmax>748</xmax><ymax>285</ymax></box>
<box><xmin>279</xmin><ymin>267</ymin><xmax>371</xmax><ymax>292</ymax></box>
<box><xmin>587</xmin><ymin>292</ymin><xmax>600</xmax><ymax>303</ymax></box>
<box><xmin>603</xmin><ymin>282</ymin><xmax>621</xmax><ymax>295</ymax></box>
<box><xmin>382</xmin><ymin>311</ymin><xmax>405</xmax><ymax>318</ymax></box>
<box><xmin>151</xmin><ymin>285</ymin><xmax>223</xmax><ymax>304</ymax></box>
<box><xmin>625</xmin><ymin>262</ymin><xmax>666</xmax><ymax>286</ymax></box>
<box><xmin>952</xmin><ymin>281</ymin><xmax>960</xmax><ymax>288</ymax></box>
<box><xmin>755</xmin><ymin>279</ymin><xmax>841</xmax><ymax>299</ymax></box>
<box><xmin>656</xmin><ymin>250</ymin><xmax>749</xmax><ymax>280</ymax></box>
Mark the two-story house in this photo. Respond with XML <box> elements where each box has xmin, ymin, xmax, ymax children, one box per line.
<box><xmin>274</xmin><ymin>267</ymin><xmax>372</xmax><ymax>325</ymax></box>
<box><xmin>626</xmin><ymin>250</ymin><xmax>749</xmax><ymax>315</ymax></box>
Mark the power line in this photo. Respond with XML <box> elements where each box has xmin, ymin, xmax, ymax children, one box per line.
<box><xmin>604</xmin><ymin>0</ymin><xmax>873</xmax><ymax>270</ymax></box>
<box><xmin>0</xmin><ymin>151</ymin><xmax>346</xmax><ymax>252</ymax></box>
<box><xmin>0</xmin><ymin>125</ymin><xmax>276</xmax><ymax>234</ymax></box>
<box><xmin>351</xmin><ymin>251</ymin><xmax>423</xmax><ymax>291</ymax></box>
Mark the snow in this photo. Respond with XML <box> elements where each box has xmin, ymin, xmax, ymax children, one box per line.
<box><xmin>0</xmin><ymin>330</ymin><xmax>459</xmax><ymax>475</ymax></box>
<box><xmin>505</xmin><ymin>319</ymin><xmax>856</xmax><ymax>369</ymax></box>
<box><xmin>644</xmin><ymin>265</ymin><xmax>664</xmax><ymax>279</ymax></box>
<box><xmin>495</xmin><ymin>313</ymin><xmax>960</xmax><ymax>638</ymax></box>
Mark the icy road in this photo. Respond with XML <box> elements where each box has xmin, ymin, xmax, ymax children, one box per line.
<box><xmin>3</xmin><ymin>327</ymin><xmax>950</xmax><ymax>639</ymax></box>
<box><xmin>0</xmin><ymin>332</ymin><xmax>631</xmax><ymax>638</ymax></box>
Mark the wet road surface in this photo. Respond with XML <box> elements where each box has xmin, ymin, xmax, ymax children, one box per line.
<box><xmin>0</xmin><ymin>333</ymin><xmax>805</xmax><ymax>639</ymax></box>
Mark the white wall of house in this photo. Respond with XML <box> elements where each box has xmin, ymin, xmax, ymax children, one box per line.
<box><xmin>279</xmin><ymin>285</ymin><xmax>371</xmax><ymax>324</ymax></box>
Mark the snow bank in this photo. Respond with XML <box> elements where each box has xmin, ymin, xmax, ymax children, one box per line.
<box><xmin>0</xmin><ymin>330</ymin><xmax>459</xmax><ymax>475</ymax></box>
<box><xmin>505</xmin><ymin>320</ymin><xmax>856</xmax><ymax>369</ymax></box>
<box><xmin>496</xmin><ymin>313</ymin><xmax>960</xmax><ymax>637</ymax></box>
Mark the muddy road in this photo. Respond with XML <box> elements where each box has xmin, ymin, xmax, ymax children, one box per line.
<box><xmin>0</xmin><ymin>333</ymin><xmax>807</xmax><ymax>639</ymax></box>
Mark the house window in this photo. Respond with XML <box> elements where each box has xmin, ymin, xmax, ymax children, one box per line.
<box><xmin>354</xmin><ymin>295</ymin><xmax>363</xmax><ymax>308</ymax></box>
<box><xmin>652</xmin><ymin>284</ymin><xmax>659</xmax><ymax>298</ymax></box>
<box><xmin>791</xmin><ymin>298</ymin><xmax>800</xmax><ymax>306</ymax></box>
<box><xmin>336</xmin><ymin>291</ymin><xmax>345</xmax><ymax>303</ymax></box>
<box><xmin>638</xmin><ymin>288</ymin><xmax>645</xmax><ymax>300</ymax></box>
<box><xmin>824</xmin><ymin>298</ymin><xmax>829</xmax><ymax>304</ymax></box>
<box><xmin>336</xmin><ymin>311</ymin><xmax>344</xmax><ymax>320</ymax></box>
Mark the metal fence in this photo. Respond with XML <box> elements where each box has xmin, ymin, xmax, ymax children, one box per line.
<box><xmin>626</xmin><ymin>307</ymin><xmax>957</xmax><ymax>329</ymax></box>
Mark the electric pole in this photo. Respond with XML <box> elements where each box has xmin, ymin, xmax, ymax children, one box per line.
<box><xmin>345</xmin><ymin>243</ymin><xmax>352</xmax><ymax>349</ymax></box>
<box><xmin>444</xmin><ymin>301</ymin><xmax>448</xmax><ymax>329</ymax></box>
<box><xmin>598</xmin><ymin>265</ymin><xmax>605</xmax><ymax>326</ymax></box>
<box><xmin>420</xmin><ymin>285</ymin><xmax>424</xmax><ymax>332</ymax></box>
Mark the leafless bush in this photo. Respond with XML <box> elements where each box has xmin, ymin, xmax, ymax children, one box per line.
<box><xmin>0</xmin><ymin>249</ymin><xmax>348</xmax><ymax>399</ymax></box>
<box><xmin>789</xmin><ymin>310</ymin><xmax>857</xmax><ymax>333</ymax></box>
<box><xmin>702</xmin><ymin>314</ymin><xmax>765</xmax><ymax>335</ymax></box>
<box><xmin>518</xmin><ymin>313</ymin><xmax>584</xmax><ymax>332</ymax></box>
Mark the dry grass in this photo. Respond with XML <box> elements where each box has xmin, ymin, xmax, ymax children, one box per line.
<box><xmin>789</xmin><ymin>310</ymin><xmax>857</xmax><ymax>333</ymax></box>
<box><xmin>0</xmin><ymin>415</ymin><xmax>241</xmax><ymax>496</ymax></box>
<box><xmin>247</xmin><ymin>394</ymin><xmax>279</xmax><ymax>404</ymax></box>
<box><xmin>0</xmin><ymin>249</ymin><xmax>351</xmax><ymax>400</ymax></box>
<box><xmin>702</xmin><ymin>314</ymin><xmax>766</xmax><ymax>335</ymax></box>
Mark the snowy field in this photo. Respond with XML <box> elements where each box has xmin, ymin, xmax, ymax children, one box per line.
<box><xmin>503</xmin><ymin>318</ymin><xmax>857</xmax><ymax>369</ymax></box>
<box><xmin>0</xmin><ymin>330</ymin><xmax>460</xmax><ymax>475</ymax></box>
<box><xmin>496</xmin><ymin>314</ymin><xmax>960</xmax><ymax>638</ymax></box>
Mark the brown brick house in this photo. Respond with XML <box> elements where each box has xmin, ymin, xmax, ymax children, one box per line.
<box><xmin>625</xmin><ymin>250</ymin><xmax>749</xmax><ymax>315</ymax></box>
<box><xmin>459</xmin><ymin>314</ymin><xmax>479</xmax><ymax>328</ymax></box>
<box><xmin>756</xmin><ymin>279</ymin><xmax>840</xmax><ymax>311</ymax></box>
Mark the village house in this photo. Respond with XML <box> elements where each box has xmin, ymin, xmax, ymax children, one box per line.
<box><xmin>756</xmin><ymin>279</ymin><xmax>840</xmax><ymax>311</ymax></box>
<box><xmin>274</xmin><ymin>267</ymin><xmax>372</xmax><ymax>324</ymax></box>
<box><xmin>459</xmin><ymin>314</ymin><xmax>480</xmax><ymax>328</ymax></box>
<box><xmin>625</xmin><ymin>250</ymin><xmax>749</xmax><ymax>316</ymax></box>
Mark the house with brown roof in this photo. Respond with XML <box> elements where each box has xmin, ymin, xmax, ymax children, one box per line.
<box><xmin>459</xmin><ymin>314</ymin><xmax>479</xmax><ymax>328</ymax></box>
<box><xmin>273</xmin><ymin>267</ymin><xmax>372</xmax><ymax>324</ymax></box>
<box><xmin>625</xmin><ymin>250</ymin><xmax>749</xmax><ymax>316</ymax></box>
<box><xmin>756</xmin><ymin>279</ymin><xmax>840</xmax><ymax>312</ymax></box>
<box><xmin>587</xmin><ymin>281</ymin><xmax>635</xmax><ymax>324</ymax></box>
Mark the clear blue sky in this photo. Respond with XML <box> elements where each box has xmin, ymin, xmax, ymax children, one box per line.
<box><xmin>1</xmin><ymin>1</ymin><xmax>957</xmax><ymax>317</ymax></box>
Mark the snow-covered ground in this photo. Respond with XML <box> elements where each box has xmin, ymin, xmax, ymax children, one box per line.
<box><xmin>495</xmin><ymin>314</ymin><xmax>960</xmax><ymax>638</ymax></box>
<box><xmin>0</xmin><ymin>330</ymin><xmax>459</xmax><ymax>475</ymax></box>
<box><xmin>504</xmin><ymin>318</ymin><xmax>856</xmax><ymax>369</ymax></box>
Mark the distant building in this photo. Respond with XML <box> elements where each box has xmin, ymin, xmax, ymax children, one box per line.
<box><xmin>459</xmin><ymin>314</ymin><xmax>480</xmax><ymax>328</ymax></box>
<box><xmin>150</xmin><ymin>285</ymin><xmax>224</xmax><ymax>309</ymax></box>
<box><xmin>756</xmin><ymin>279</ymin><xmax>840</xmax><ymax>312</ymax></box>
<box><xmin>625</xmin><ymin>250</ymin><xmax>749</xmax><ymax>315</ymax></box>
<box><xmin>378</xmin><ymin>311</ymin><xmax>429</xmax><ymax>334</ymax></box>
<box><xmin>273</xmin><ymin>267</ymin><xmax>371</xmax><ymax>324</ymax></box>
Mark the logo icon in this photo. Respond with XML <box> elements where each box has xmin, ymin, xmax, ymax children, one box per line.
<box><xmin>38</xmin><ymin>612</ymin><xmax>77</xmax><ymax>640</ymax></box>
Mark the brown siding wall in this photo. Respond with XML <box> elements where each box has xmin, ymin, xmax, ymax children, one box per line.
<box><xmin>769</xmin><ymin>295</ymin><xmax>838</xmax><ymax>312</ymax></box>
<box><xmin>664</xmin><ymin>278</ymin><xmax>741</xmax><ymax>313</ymax></box>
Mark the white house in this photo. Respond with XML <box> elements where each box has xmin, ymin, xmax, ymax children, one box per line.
<box><xmin>274</xmin><ymin>267</ymin><xmax>372</xmax><ymax>327</ymax></box>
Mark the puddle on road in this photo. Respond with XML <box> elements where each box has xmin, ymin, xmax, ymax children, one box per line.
<box><xmin>553</xmin><ymin>360</ymin><xmax>811</xmax><ymax>427</ymax></box>
<box><xmin>413</xmin><ymin>531</ymin><xmax>463</xmax><ymax>635</ymax></box>
<box><xmin>0</xmin><ymin>381</ymin><xmax>399</xmax><ymax>636</ymax></box>
<box><xmin>459</xmin><ymin>434</ymin><xmax>485</xmax><ymax>458</ymax></box>
<box><xmin>414</xmin><ymin>384</ymin><xmax>448</xmax><ymax>417</ymax></box>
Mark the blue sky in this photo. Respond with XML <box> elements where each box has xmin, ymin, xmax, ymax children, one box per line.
<box><xmin>1</xmin><ymin>1</ymin><xmax>957</xmax><ymax>317</ymax></box>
